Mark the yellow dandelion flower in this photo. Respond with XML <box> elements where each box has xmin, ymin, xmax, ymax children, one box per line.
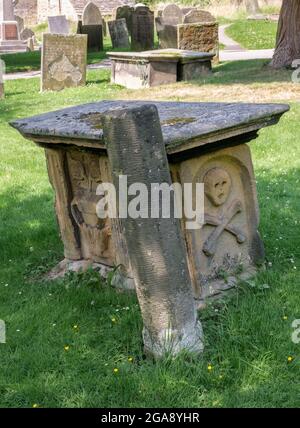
<box><xmin>64</xmin><ymin>345</ymin><xmax>70</xmax><ymax>351</ymax></box>
<box><xmin>283</xmin><ymin>316</ymin><xmax>288</xmax><ymax>320</ymax></box>
<box><xmin>113</xmin><ymin>368</ymin><xmax>119</xmax><ymax>373</ymax></box>
<box><xmin>207</xmin><ymin>364</ymin><xmax>213</xmax><ymax>371</ymax></box>
<box><xmin>73</xmin><ymin>325</ymin><xmax>78</xmax><ymax>329</ymax></box>
<box><xmin>128</xmin><ymin>357</ymin><xmax>133</xmax><ymax>362</ymax></box>
<box><xmin>111</xmin><ymin>317</ymin><xmax>116</xmax><ymax>323</ymax></box>
<box><xmin>32</xmin><ymin>403</ymin><xmax>39</xmax><ymax>408</ymax></box>
<box><xmin>287</xmin><ymin>356</ymin><xmax>293</xmax><ymax>363</ymax></box>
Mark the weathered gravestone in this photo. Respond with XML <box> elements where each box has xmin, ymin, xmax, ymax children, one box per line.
<box><xmin>41</xmin><ymin>33</ymin><xmax>87</xmax><ymax>91</ymax></box>
<box><xmin>161</xmin><ymin>3</ymin><xmax>183</xmax><ymax>25</ymax></box>
<box><xmin>156</xmin><ymin>3</ymin><xmax>182</xmax><ymax>49</ymax></box>
<box><xmin>183</xmin><ymin>9</ymin><xmax>216</xmax><ymax>24</ymax></box>
<box><xmin>48</xmin><ymin>15</ymin><xmax>69</xmax><ymax>35</ymax></box>
<box><xmin>0</xmin><ymin>0</ymin><xmax>27</xmax><ymax>52</ymax></box>
<box><xmin>155</xmin><ymin>17</ymin><xmax>177</xmax><ymax>49</ymax></box>
<box><xmin>11</xmin><ymin>101</ymin><xmax>289</xmax><ymax>354</ymax></box>
<box><xmin>131</xmin><ymin>4</ymin><xmax>154</xmax><ymax>51</ymax></box>
<box><xmin>20</xmin><ymin>27</ymin><xmax>34</xmax><ymax>41</ymax></box>
<box><xmin>178</xmin><ymin>22</ymin><xmax>219</xmax><ymax>60</ymax></box>
<box><xmin>78</xmin><ymin>22</ymin><xmax>103</xmax><ymax>51</ymax></box>
<box><xmin>108</xmin><ymin>18</ymin><xmax>130</xmax><ymax>49</ymax></box>
<box><xmin>80</xmin><ymin>2</ymin><xmax>103</xmax><ymax>51</ymax></box>
<box><xmin>115</xmin><ymin>4</ymin><xmax>133</xmax><ymax>35</ymax></box>
<box><xmin>82</xmin><ymin>1</ymin><xmax>102</xmax><ymax>26</ymax></box>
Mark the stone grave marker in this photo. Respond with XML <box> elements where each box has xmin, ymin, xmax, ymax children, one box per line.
<box><xmin>155</xmin><ymin>16</ymin><xmax>177</xmax><ymax>49</ymax></box>
<box><xmin>82</xmin><ymin>1</ymin><xmax>102</xmax><ymax>26</ymax></box>
<box><xmin>183</xmin><ymin>9</ymin><xmax>216</xmax><ymax>23</ymax></box>
<box><xmin>0</xmin><ymin>0</ymin><xmax>27</xmax><ymax>52</ymax></box>
<box><xmin>15</xmin><ymin>15</ymin><xmax>24</xmax><ymax>33</ymax></box>
<box><xmin>178</xmin><ymin>22</ymin><xmax>219</xmax><ymax>60</ymax></box>
<box><xmin>20</xmin><ymin>27</ymin><xmax>34</xmax><ymax>41</ymax></box>
<box><xmin>115</xmin><ymin>4</ymin><xmax>133</xmax><ymax>35</ymax></box>
<box><xmin>11</xmin><ymin>100</ymin><xmax>289</xmax><ymax>353</ymax></box>
<box><xmin>78</xmin><ymin>22</ymin><xmax>103</xmax><ymax>51</ymax></box>
<box><xmin>108</xmin><ymin>18</ymin><xmax>130</xmax><ymax>49</ymax></box>
<box><xmin>131</xmin><ymin>4</ymin><xmax>154</xmax><ymax>51</ymax></box>
<box><xmin>48</xmin><ymin>15</ymin><xmax>69</xmax><ymax>35</ymax></box>
<box><xmin>41</xmin><ymin>33</ymin><xmax>87</xmax><ymax>92</ymax></box>
<box><xmin>161</xmin><ymin>3</ymin><xmax>183</xmax><ymax>25</ymax></box>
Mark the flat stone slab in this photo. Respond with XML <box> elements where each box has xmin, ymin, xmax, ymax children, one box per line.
<box><xmin>108</xmin><ymin>48</ymin><xmax>215</xmax><ymax>62</ymax></box>
<box><xmin>11</xmin><ymin>101</ymin><xmax>289</xmax><ymax>154</ymax></box>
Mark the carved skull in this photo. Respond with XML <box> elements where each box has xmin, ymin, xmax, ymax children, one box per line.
<box><xmin>204</xmin><ymin>167</ymin><xmax>232</xmax><ymax>206</ymax></box>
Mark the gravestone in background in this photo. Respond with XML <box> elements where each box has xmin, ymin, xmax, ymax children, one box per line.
<box><xmin>115</xmin><ymin>4</ymin><xmax>133</xmax><ymax>36</ymax></box>
<box><xmin>131</xmin><ymin>4</ymin><xmax>154</xmax><ymax>51</ymax></box>
<box><xmin>0</xmin><ymin>0</ymin><xmax>26</xmax><ymax>52</ymax></box>
<box><xmin>183</xmin><ymin>9</ymin><xmax>216</xmax><ymax>24</ymax></box>
<box><xmin>161</xmin><ymin>3</ymin><xmax>183</xmax><ymax>25</ymax></box>
<box><xmin>48</xmin><ymin>15</ymin><xmax>69</xmax><ymax>35</ymax></box>
<box><xmin>41</xmin><ymin>33</ymin><xmax>87</xmax><ymax>92</ymax></box>
<box><xmin>82</xmin><ymin>1</ymin><xmax>103</xmax><ymax>26</ymax></box>
<box><xmin>78</xmin><ymin>22</ymin><xmax>103</xmax><ymax>51</ymax></box>
<box><xmin>155</xmin><ymin>17</ymin><xmax>177</xmax><ymax>49</ymax></box>
<box><xmin>178</xmin><ymin>22</ymin><xmax>219</xmax><ymax>61</ymax></box>
<box><xmin>108</xmin><ymin>18</ymin><xmax>130</xmax><ymax>49</ymax></box>
<box><xmin>20</xmin><ymin>27</ymin><xmax>34</xmax><ymax>41</ymax></box>
<box><xmin>15</xmin><ymin>15</ymin><xmax>24</xmax><ymax>33</ymax></box>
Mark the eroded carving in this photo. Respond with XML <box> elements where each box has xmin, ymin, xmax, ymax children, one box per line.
<box><xmin>48</xmin><ymin>54</ymin><xmax>82</xmax><ymax>83</ymax></box>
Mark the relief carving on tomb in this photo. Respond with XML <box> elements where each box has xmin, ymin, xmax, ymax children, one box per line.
<box><xmin>202</xmin><ymin>167</ymin><xmax>246</xmax><ymax>257</ymax></box>
<box><xmin>67</xmin><ymin>153</ymin><xmax>113</xmax><ymax>264</ymax></box>
<box><xmin>48</xmin><ymin>54</ymin><xmax>82</xmax><ymax>83</ymax></box>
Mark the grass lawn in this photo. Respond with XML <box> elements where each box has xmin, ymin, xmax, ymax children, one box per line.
<box><xmin>226</xmin><ymin>20</ymin><xmax>278</xmax><ymax>50</ymax></box>
<box><xmin>0</xmin><ymin>36</ymin><xmax>132</xmax><ymax>74</ymax></box>
<box><xmin>0</xmin><ymin>61</ymin><xmax>299</xmax><ymax>408</ymax></box>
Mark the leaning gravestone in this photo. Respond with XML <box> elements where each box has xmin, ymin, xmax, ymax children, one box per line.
<box><xmin>108</xmin><ymin>18</ymin><xmax>130</xmax><ymax>49</ymax></box>
<box><xmin>115</xmin><ymin>5</ymin><xmax>133</xmax><ymax>35</ymax></box>
<box><xmin>131</xmin><ymin>4</ymin><xmax>154</xmax><ymax>51</ymax></box>
<box><xmin>48</xmin><ymin>15</ymin><xmax>70</xmax><ymax>35</ymax></box>
<box><xmin>183</xmin><ymin>9</ymin><xmax>216</xmax><ymax>23</ymax></box>
<box><xmin>11</xmin><ymin>100</ymin><xmax>289</xmax><ymax>353</ymax></box>
<box><xmin>41</xmin><ymin>33</ymin><xmax>87</xmax><ymax>92</ymax></box>
<box><xmin>161</xmin><ymin>3</ymin><xmax>183</xmax><ymax>25</ymax></box>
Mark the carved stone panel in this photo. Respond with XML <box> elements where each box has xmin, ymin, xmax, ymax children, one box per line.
<box><xmin>177</xmin><ymin>144</ymin><xmax>264</xmax><ymax>300</ymax></box>
<box><xmin>41</xmin><ymin>34</ymin><xmax>87</xmax><ymax>92</ymax></box>
<box><xmin>66</xmin><ymin>151</ymin><xmax>114</xmax><ymax>265</ymax></box>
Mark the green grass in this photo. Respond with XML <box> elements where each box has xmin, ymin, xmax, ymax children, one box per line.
<box><xmin>0</xmin><ymin>36</ymin><xmax>130</xmax><ymax>74</ymax></box>
<box><xmin>0</xmin><ymin>63</ymin><xmax>299</xmax><ymax>408</ymax></box>
<box><xmin>226</xmin><ymin>19</ymin><xmax>278</xmax><ymax>50</ymax></box>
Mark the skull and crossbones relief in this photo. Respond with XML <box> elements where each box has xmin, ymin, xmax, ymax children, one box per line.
<box><xmin>202</xmin><ymin>167</ymin><xmax>246</xmax><ymax>257</ymax></box>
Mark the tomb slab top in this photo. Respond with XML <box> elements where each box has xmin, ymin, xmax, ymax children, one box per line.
<box><xmin>11</xmin><ymin>100</ymin><xmax>289</xmax><ymax>154</ymax></box>
<box><xmin>108</xmin><ymin>49</ymin><xmax>215</xmax><ymax>62</ymax></box>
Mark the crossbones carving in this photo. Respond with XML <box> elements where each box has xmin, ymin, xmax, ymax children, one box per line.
<box><xmin>203</xmin><ymin>199</ymin><xmax>246</xmax><ymax>257</ymax></box>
